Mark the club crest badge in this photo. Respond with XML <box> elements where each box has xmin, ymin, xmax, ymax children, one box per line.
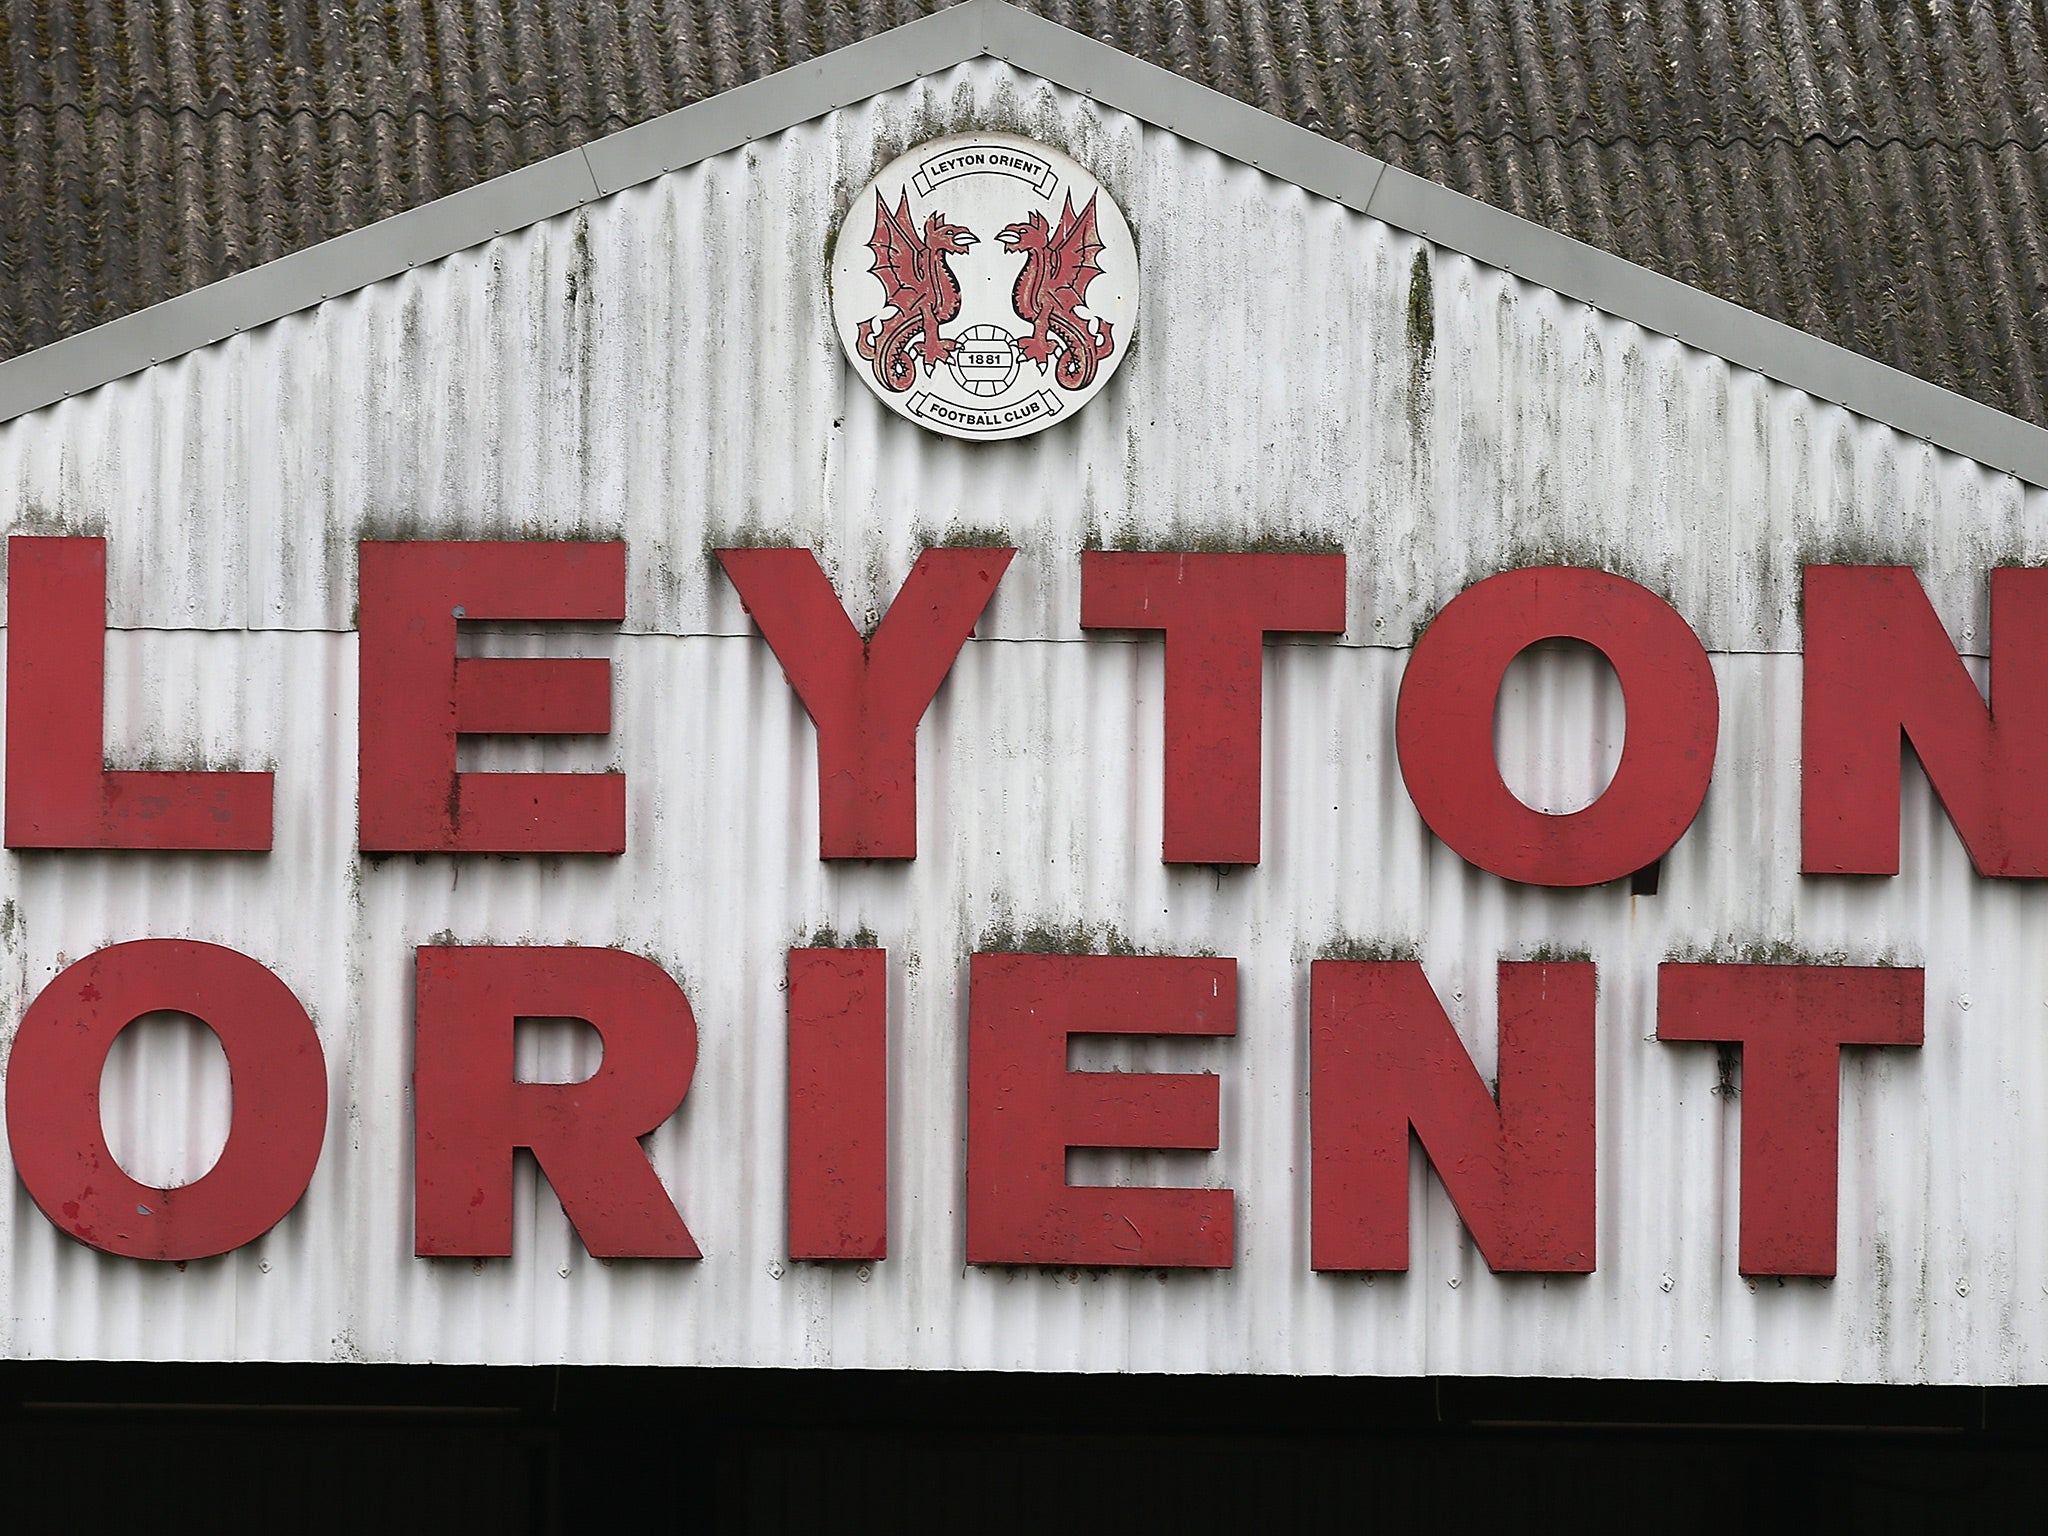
<box><xmin>829</xmin><ymin>133</ymin><xmax>1139</xmax><ymax>440</ymax></box>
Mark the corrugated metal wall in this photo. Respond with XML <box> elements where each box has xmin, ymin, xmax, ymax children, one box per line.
<box><xmin>0</xmin><ymin>63</ymin><xmax>2043</xmax><ymax>1381</ymax></box>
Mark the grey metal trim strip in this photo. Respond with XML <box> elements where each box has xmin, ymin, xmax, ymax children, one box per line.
<box><xmin>1364</xmin><ymin>166</ymin><xmax>2048</xmax><ymax>487</ymax></box>
<box><xmin>0</xmin><ymin>147</ymin><xmax>602</xmax><ymax>422</ymax></box>
<box><xmin>1</xmin><ymin>0</ymin><xmax>2044</xmax><ymax>491</ymax></box>
<box><xmin>979</xmin><ymin>3</ymin><xmax>1386</xmax><ymax>213</ymax></box>
<box><xmin>583</xmin><ymin>2</ymin><xmax>992</xmax><ymax>194</ymax></box>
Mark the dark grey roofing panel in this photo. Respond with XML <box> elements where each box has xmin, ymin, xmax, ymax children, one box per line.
<box><xmin>0</xmin><ymin>0</ymin><xmax>2044</xmax><ymax>428</ymax></box>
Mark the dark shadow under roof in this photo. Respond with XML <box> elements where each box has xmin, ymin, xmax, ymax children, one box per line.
<box><xmin>2</xmin><ymin>0</ymin><xmax>2044</xmax><ymax>426</ymax></box>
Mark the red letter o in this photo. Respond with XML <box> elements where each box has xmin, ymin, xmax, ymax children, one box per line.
<box><xmin>6</xmin><ymin>940</ymin><xmax>327</xmax><ymax>1260</ymax></box>
<box><xmin>1396</xmin><ymin>567</ymin><xmax>1717</xmax><ymax>886</ymax></box>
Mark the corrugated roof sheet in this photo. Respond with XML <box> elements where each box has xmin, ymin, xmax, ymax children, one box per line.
<box><xmin>0</xmin><ymin>2</ymin><xmax>2044</xmax><ymax>425</ymax></box>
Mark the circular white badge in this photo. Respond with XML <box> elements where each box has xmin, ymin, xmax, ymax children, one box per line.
<box><xmin>830</xmin><ymin>133</ymin><xmax>1139</xmax><ymax>440</ymax></box>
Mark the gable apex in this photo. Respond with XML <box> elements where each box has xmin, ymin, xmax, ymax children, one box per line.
<box><xmin>0</xmin><ymin>0</ymin><xmax>2042</xmax><ymax>491</ymax></box>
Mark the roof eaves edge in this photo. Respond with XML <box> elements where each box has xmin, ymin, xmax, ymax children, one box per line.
<box><xmin>582</xmin><ymin>1</ymin><xmax>994</xmax><ymax>194</ymax></box>
<box><xmin>1365</xmin><ymin>165</ymin><xmax>2048</xmax><ymax>489</ymax></box>
<box><xmin>0</xmin><ymin>146</ymin><xmax>602</xmax><ymax>423</ymax></box>
<box><xmin>979</xmin><ymin>2</ymin><xmax>1384</xmax><ymax>212</ymax></box>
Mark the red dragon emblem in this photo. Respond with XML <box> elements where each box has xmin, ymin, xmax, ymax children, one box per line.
<box><xmin>854</xmin><ymin>191</ymin><xmax>979</xmax><ymax>393</ymax></box>
<box><xmin>999</xmin><ymin>193</ymin><xmax>1115</xmax><ymax>390</ymax></box>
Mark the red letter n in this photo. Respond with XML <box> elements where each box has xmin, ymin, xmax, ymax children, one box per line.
<box><xmin>718</xmin><ymin>547</ymin><xmax>1012</xmax><ymax>859</ymax></box>
<box><xmin>1658</xmin><ymin>963</ymin><xmax>1923</xmax><ymax>1276</ymax></box>
<box><xmin>1804</xmin><ymin>565</ymin><xmax>2048</xmax><ymax>875</ymax></box>
<box><xmin>6</xmin><ymin>536</ymin><xmax>273</xmax><ymax>849</ymax></box>
<box><xmin>1082</xmin><ymin>551</ymin><xmax>1346</xmax><ymax>864</ymax></box>
<box><xmin>359</xmin><ymin>541</ymin><xmax>625</xmax><ymax>853</ymax></box>
<box><xmin>414</xmin><ymin>946</ymin><xmax>699</xmax><ymax>1259</ymax></box>
<box><xmin>967</xmin><ymin>953</ymin><xmax>1235</xmax><ymax>1268</ymax></box>
<box><xmin>1311</xmin><ymin>959</ymin><xmax>1596</xmax><ymax>1272</ymax></box>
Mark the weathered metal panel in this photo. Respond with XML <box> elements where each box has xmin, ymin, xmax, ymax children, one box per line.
<box><xmin>0</xmin><ymin>64</ymin><xmax>2042</xmax><ymax>1379</ymax></box>
<box><xmin>7</xmin><ymin>66</ymin><xmax>2036</xmax><ymax>654</ymax></box>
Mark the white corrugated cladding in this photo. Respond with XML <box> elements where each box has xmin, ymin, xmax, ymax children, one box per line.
<box><xmin>0</xmin><ymin>62</ymin><xmax>2042</xmax><ymax>1380</ymax></box>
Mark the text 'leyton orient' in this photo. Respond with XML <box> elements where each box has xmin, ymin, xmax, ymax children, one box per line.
<box><xmin>3</xmin><ymin>536</ymin><xmax>2024</xmax><ymax>1276</ymax></box>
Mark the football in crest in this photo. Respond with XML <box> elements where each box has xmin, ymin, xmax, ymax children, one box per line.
<box><xmin>829</xmin><ymin>133</ymin><xmax>1140</xmax><ymax>440</ymax></box>
<box><xmin>948</xmin><ymin>325</ymin><xmax>1023</xmax><ymax>397</ymax></box>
